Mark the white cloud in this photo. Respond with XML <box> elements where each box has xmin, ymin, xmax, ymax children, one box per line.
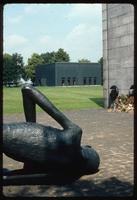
<box><xmin>24</xmin><ymin>4</ymin><xmax>50</xmax><ymax>15</ymax></box>
<box><xmin>7</xmin><ymin>15</ymin><xmax>23</xmax><ymax>24</ymax></box>
<box><xmin>68</xmin><ymin>4</ymin><xmax>102</xmax><ymax>20</ymax></box>
<box><xmin>36</xmin><ymin>22</ymin><xmax>102</xmax><ymax>62</ymax></box>
<box><xmin>66</xmin><ymin>24</ymin><xmax>92</xmax><ymax>40</ymax></box>
<box><xmin>4</xmin><ymin>34</ymin><xmax>28</xmax><ymax>49</ymax></box>
<box><xmin>37</xmin><ymin>34</ymin><xmax>61</xmax><ymax>52</ymax></box>
<box><xmin>39</xmin><ymin>35</ymin><xmax>52</xmax><ymax>44</ymax></box>
<box><xmin>62</xmin><ymin>23</ymin><xmax>102</xmax><ymax>61</ymax></box>
<box><xmin>65</xmin><ymin>4</ymin><xmax>102</xmax><ymax>61</ymax></box>
<box><xmin>3</xmin><ymin>4</ymin><xmax>102</xmax><ymax>63</ymax></box>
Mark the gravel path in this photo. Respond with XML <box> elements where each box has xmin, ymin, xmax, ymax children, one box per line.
<box><xmin>3</xmin><ymin>109</ymin><xmax>134</xmax><ymax>197</ymax></box>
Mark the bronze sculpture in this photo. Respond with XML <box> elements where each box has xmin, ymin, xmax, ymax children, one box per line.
<box><xmin>3</xmin><ymin>84</ymin><xmax>100</xmax><ymax>185</ymax></box>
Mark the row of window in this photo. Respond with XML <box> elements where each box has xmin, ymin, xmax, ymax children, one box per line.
<box><xmin>61</xmin><ymin>77</ymin><xmax>97</xmax><ymax>86</ymax></box>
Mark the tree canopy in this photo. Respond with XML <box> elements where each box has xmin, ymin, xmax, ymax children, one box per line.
<box><xmin>98</xmin><ymin>57</ymin><xmax>103</xmax><ymax>66</ymax></box>
<box><xmin>3</xmin><ymin>50</ymin><xmax>103</xmax><ymax>86</ymax></box>
<box><xmin>3</xmin><ymin>53</ymin><xmax>24</xmax><ymax>86</ymax></box>
<box><xmin>78</xmin><ymin>58</ymin><xmax>91</xmax><ymax>63</ymax></box>
<box><xmin>3</xmin><ymin>49</ymin><xmax>70</xmax><ymax>85</ymax></box>
<box><xmin>41</xmin><ymin>51</ymin><xmax>56</xmax><ymax>64</ymax></box>
<box><xmin>25</xmin><ymin>53</ymin><xmax>44</xmax><ymax>83</ymax></box>
<box><xmin>25</xmin><ymin>49</ymin><xmax>70</xmax><ymax>83</ymax></box>
<box><xmin>41</xmin><ymin>48</ymin><xmax>70</xmax><ymax>64</ymax></box>
<box><xmin>54</xmin><ymin>48</ymin><xmax>70</xmax><ymax>63</ymax></box>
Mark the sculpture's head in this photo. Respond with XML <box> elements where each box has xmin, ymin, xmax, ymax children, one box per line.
<box><xmin>80</xmin><ymin>145</ymin><xmax>100</xmax><ymax>175</ymax></box>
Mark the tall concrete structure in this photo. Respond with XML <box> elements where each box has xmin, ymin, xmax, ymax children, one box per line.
<box><xmin>102</xmin><ymin>4</ymin><xmax>134</xmax><ymax>107</ymax></box>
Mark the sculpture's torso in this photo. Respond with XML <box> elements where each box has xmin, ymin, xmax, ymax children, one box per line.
<box><xmin>3</xmin><ymin>122</ymin><xmax>82</xmax><ymax>170</ymax></box>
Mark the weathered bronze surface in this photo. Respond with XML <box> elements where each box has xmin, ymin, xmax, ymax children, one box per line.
<box><xmin>3</xmin><ymin>84</ymin><xmax>100</xmax><ymax>184</ymax></box>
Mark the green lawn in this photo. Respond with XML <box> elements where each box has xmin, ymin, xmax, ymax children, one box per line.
<box><xmin>3</xmin><ymin>86</ymin><xmax>104</xmax><ymax>114</ymax></box>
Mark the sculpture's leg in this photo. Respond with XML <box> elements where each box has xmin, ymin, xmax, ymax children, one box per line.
<box><xmin>22</xmin><ymin>84</ymin><xmax>74</xmax><ymax>129</ymax></box>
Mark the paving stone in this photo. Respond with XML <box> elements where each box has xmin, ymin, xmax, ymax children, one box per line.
<box><xmin>3</xmin><ymin>109</ymin><xmax>134</xmax><ymax>197</ymax></box>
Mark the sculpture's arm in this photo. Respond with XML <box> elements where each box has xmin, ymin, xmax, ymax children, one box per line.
<box><xmin>21</xmin><ymin>84</ymin><xmax>76</xmax><ymax>129</ymax></box>
<box><xmin>22</xmin><ymin>85</ymin><xmax>36</xmax><ymax>122</ymax></box>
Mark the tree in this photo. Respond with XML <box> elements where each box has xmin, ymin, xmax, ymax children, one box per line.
<box><xmin>78</xmin><ymin>58</ymin><xmax>91</xmax><ymax>63</ymax></box>
<box><xmin>25</xmin><ymin>53</ymin><xmax>44</xmax><ymax>83</ymax></box>
<box><xmin>12</xmin><ymin>53</ymin><xmax>24</xmax><ymax>85</ymax></box>
<box><xmin>41</xmin><ymin>48</ymin><xmax>70</xmax><ymax>64</ymax></box>
<box><xmin>41</xmin><ymin>51</ymin><xmax>56</xmax><ymax>64</ymax></box>
<box><xmin>3</xmin><ymin>53</ymin><xmax>24</xmax><ymax>86</ymax></box>
<box><xmin>98</xmin><ymin>57</ymin><xmax>103</xmax><ymax>66</ymax></box>
<box><xmin>25</xmin><ymin>49</ymin><xmax>70</xmax><ymax>83</ymax></box>
<box><xmin>55</xmin><ymin>48</ymin><xmax>70</xmax><ymax>62</ymax></box>
<box><xmin>3</xmin><ymin>53</ymin><xmax>13</xmax><ymax>86</ymax></box>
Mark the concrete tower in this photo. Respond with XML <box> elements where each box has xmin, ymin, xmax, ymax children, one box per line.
<box><xmin>102</xmin><ymin>4</ymin><xmax>134</xmax><ymax>108</ymax></box>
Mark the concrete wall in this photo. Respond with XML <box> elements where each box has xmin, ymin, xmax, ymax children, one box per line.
<box><xmin>35</xmin><ymin>64</ymin><xmax>55</xmax><ymax>86</ymax></box>
<box><xmin>102</xmin><ymin>4</ymin><xmax>134</xmax><ymax>107</ymax></box>
<box><xmin>35</xmin><ymin>63</ymin><xmax>101</xmax><ymax>86</ymax></box>
<box><xmin>55</xmin><ymin>63</ymin><xmax>101</xmax><ymax>86</ymax></box>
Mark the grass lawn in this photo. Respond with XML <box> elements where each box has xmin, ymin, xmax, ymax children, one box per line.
<box><xmin>3</xmin><ymin>86</ymin><xmax>104</xmax><ymax>114</ymax></box>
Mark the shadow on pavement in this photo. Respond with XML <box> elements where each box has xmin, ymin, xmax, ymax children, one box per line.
<box><xmin>3</xmin><ymin>176</ymin><xmax>133</xmax><ymax>197</ymax></box>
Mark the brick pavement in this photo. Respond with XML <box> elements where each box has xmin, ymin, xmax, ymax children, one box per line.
<box><xmin>3</xmin><ymin>109</ymin><xmax>134</xmax><ymax>197</ymax></box>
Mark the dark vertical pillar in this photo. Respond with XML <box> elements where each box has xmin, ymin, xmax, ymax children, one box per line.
<box><xmin>134</xmin><ymin>4</ymin><xmax>137</xmax><ymax>196</ymax></box>
<box><xmin>0</xmin><ymin>3</ymin><xmax>3</xmax><ymax>186</ymax></box>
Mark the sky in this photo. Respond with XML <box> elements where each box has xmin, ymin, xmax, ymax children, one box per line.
<box><xmin>4</xmin><ymin>3</ymin><xmax>102</xmax><ymax>64</ymax></box>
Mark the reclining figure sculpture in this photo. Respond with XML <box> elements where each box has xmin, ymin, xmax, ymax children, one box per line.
<box><xmin>3</xmin><ymin>84</ymin><xmax>100</xmax><ymax>184</ymax></box>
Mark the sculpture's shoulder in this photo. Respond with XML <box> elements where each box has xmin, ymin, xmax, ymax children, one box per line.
<box><xmin>61</xmin><ymin>124</ymin><xmax>82</xmax><ymax>148</ymax></box>
<box><xmin>3</xmin><ymin>122</ymin><xmax>45</xmax><ymax>132</ymax></box>
<box><xmin>69</xmin><ymin>124</ymin><xmax>82</xmax><ymax>138</ymax></box>
<box><xmin>3</xmin><ymin>122</ymin><xmax>63</xmax><ymax>136</ymax></box>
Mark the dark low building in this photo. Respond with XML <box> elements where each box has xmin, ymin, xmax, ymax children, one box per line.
<box><xmin>35</xmin><ymin>62</ymin><xmax>101</xmax><ymax>86</ymax></box>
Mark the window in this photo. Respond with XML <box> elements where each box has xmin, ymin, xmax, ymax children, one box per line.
<box><xmin>61</xmin><ymin>77</ymin><xmax>65</xmax><ymax>86</ymax></box>
<box><xmin>41</xmin><ymin>78</ymin><xmax>47</xmax><ymax>86</ymax></box>
<box><xmin>73</xmin><ymin>77</ymin><xmax>76</xmax><ymax>85</ymax></box>
<box><xmin>89</xmin><ymin>77</ymin><xmax>92</xmax><ymax>85</ymax></box>
<box><xmin>39</xmin><ymin>79</ymin><xmax>41</xmax><ymax>85</ymax></box>
<box><xmin>83</xmin><ymin>77</ymin><xmax>87</xmax><ymax>85</ymax></box>
<box><xmin>93</xmin><ymin>77</ymin><xmax>97</xmax><ymax>85</ymax></box>
<box><xmin>67</xmin><ymin>77</ymin><xmax>71</xmax><ymax>85</ymax></box>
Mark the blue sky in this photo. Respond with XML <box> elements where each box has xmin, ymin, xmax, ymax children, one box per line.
<box><xmin>4</xmin><ymin>4</ymin><xmax>102</xmax><ymax>64</ymax></box>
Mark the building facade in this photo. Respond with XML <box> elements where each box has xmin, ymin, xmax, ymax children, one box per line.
<box><xmin>102</xmin><ymin>4</ymin><xmax>134</xmax><ymax>107</ymax></box>
<box><xmin>35</xmin><ymin>62</ymin><xmax>101</xmax><ymax>86</ymax></box>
